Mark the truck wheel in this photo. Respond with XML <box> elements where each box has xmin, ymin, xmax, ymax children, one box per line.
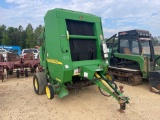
<box><xmin>16</xmin><ymin>70</ymin><xmax>20</xmax><ymax>78</ymax></box>
<box><xmin>128</xmin><ymin>75</ymin><xmax>142</xmax><ymax>86</ymax></box>
<box><xmin>33</xmin><ymin>72</ymin><xmax>47</xmax><ymax>95</ymax></box>
<box><xmin>25</xmin><ymin>69</ymin><xmax>28</xmax><ymax>77</ymax></box>
<box><xmin>46</xmin><ymin>85</ymin><xmax>54</xmax><ymax>99</ymax></box>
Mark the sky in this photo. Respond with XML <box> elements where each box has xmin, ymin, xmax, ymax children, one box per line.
<box><xmin>0</xmin><ymin>0</ymin><xmax>160</xmax><ymax>38</ymax></box>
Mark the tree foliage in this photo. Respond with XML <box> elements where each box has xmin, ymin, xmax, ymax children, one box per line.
<box><xmin>151</xmin><ymin>36</ymin><xmax>159</xmax><ymax>46</ymax></box>
<box><xmin>0</xmin><ymin>24</ymin><xmax>43</xmax><ymax>49</ymax></box>
<box><xmin>1</xmin><ymin>24</ymin><xmax>159</xmax><ymax>49</ymax></box>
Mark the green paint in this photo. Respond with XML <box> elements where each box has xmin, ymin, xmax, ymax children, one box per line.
<box><xmin>39</xmin><ymin>8</ymin><xmax>129</xmax><ymax>107</ymax></box>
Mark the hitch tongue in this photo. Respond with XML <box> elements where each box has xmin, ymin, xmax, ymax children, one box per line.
<box><xmin>120</xmin><ymin>103</ymin><xmax>126</xmax><ymax>111</ymax></box>
<box><xmin>118</xmin><ymin>96</ymin><xmax>129</xmax><ymax>111</ymax></box>
<box><xmin>95</xmin><ymin>73</ymin><xmax>114</xmax><ymax>93</ymax></box>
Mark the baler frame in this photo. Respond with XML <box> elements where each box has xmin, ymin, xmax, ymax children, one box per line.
<box><xmin>33</xmin><ymin>8</ymin><xmax>129</xmax><ymax>110</ymax></box>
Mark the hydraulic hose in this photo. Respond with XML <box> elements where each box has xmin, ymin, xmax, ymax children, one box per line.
<box><xmin>95</xmin><ymin>73</ymin><xmax>114</xmax><ymax>93</ymax></box>
<box><xmin>98</xmin><ymin>87</ymin><xmax>111</xmax><ymax>97</ymax></box>
<box><xmin>95</xmin><ymin>73</ymin><xmax>129</xmax><ymax>111</ymax></box>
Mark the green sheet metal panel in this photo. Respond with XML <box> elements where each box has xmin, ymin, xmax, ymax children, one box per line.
<box><xmin>44</xmin><ymin>8</ymin><xmax>106</xmax><ymax>83</ymax></box>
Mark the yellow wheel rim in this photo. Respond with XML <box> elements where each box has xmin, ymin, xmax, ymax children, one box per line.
<box><xmin>106</xmin><ymin>74</ymin><xmax>112</xmax><ymax>81</ymax></box>
<box><xmin>34</xmin><ymin>79</ymin><xmax>38</xmax><ymax>90</ymax></box>
<box><xmin>46</xmin><ymin>86</ymin><xmax>51</xmax><ymax>99</ymax></box>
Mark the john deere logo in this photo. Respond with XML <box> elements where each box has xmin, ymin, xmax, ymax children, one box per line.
<box><xmin>47</xmin><ymin>59</ymin><xmax>63</xmax><ymax>65</ymax></box>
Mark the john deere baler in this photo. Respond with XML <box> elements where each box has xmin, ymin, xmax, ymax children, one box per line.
<box><xmin>33</xmin><ymin>8</ymin><xmax>129</xmax><ymax>110</ymax></box>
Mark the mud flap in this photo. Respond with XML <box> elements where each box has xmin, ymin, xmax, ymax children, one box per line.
<box><xmin>149</xmin><ymin>71</ymin><xmax>160</xmax><ymax>93</ymax></box>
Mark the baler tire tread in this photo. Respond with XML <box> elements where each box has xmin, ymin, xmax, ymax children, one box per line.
<box><xmin>33</xmin><ymin>72</ymin><xmax>47</xmax><ymax>95</ymax></box>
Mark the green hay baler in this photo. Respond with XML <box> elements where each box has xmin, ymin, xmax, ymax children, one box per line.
<box><xmin>33</xmin><ymin>8</ymin><xmax>129</xmax><ymax>110</ymax></box>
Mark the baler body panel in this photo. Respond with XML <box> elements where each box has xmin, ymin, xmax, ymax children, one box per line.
<box><xmin>43</xmin><ymin>9</ymin><xmax>105</xmax><ymax>83</ymax></box>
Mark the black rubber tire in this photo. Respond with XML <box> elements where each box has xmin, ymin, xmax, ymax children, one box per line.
<box><xmin>46</xmin><ymin>85</ymin><xmax>54</xmax><ymax>99</ymax></box>
<box><xmin>33</xmin><ymin>72</ymin><xmax>47</xmax><ymax>95</ymax></box>
<box><xmin>25</xmin><ymin>69</ymin><xmax>28</xmax><ymax>77</ymax></box>
<box><xmin>16</xmin><ymin>70</ymin><xmax>20</xmax><ymax>78</ymax></box>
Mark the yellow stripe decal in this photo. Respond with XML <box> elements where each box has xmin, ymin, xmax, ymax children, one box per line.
<box><xmin>56</xmin><ymin>78</ymin><xmax>61</xmax><ymax>82</ymax></box>
<box><xmin>47</xmin><ymin>59</ymin><xmax>63</xmax><ymax>65</ymax></box>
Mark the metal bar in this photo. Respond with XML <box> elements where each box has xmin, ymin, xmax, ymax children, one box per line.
<box><xmin>69</xmin><ymin>35</ymin><xmax>97</xmax><ymax>39</ymax></box>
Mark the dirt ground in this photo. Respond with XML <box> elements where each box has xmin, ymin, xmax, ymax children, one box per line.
<box><xmin>0</xmin><ymin>76</ymin><xmax>160</xmax><ymax>120</ymax></box>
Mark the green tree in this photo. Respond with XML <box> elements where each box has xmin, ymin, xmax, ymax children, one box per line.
<box><xmin>0</xmin><ymin>25</ymin><xmax>6</xmax><ymax>44</ymax></box>
<box><xmin>26</xmin><ymin>23</ymin><xmax>35</xmax><ymax>48</ymax></box>
<box><xmin>2</xmin><ymin>32</ymin><xmax>10</xmax><ymax>45</ymax></box>
<box><xmin>35</xmin><ymin>25</ymin><xmax>43</xmax><ymax>45</ymax></box>
<box><xmin>18</xmin><ymin>25</ymin><xmax>27</xmax><ymax>49</ymax></box>
<box><xmin>151</xmin><ymin>36</ymin><xmax>159</xmax><ymax>46</ymax></box>
<box><xmin>7</xmin><ymin>27</ymin><xmax>16</xmax><ymax>45</ymax></box>
<box><xmin>0</xmin><ymin>24</ymin><xmax>44</xmax><ymax>49</ymax></box>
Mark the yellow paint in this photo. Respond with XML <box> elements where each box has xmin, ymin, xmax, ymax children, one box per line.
<box><xmin>66</xmin><ymin>30</ymin><xmax>69</xmax><ymax>40</ymax></box>
<box><xmin>34</xmin><ymin>79</ymin><xmax>38</xmax><ymax>90</ymax></box>
<box><xmin>47</xmin><ymin>59</ymin><xmax>63</xmax><ymax>65</ymax></box>
<box><xmin>106</xmin><ymin>74</ymin><xmax>112</xmax><ymax>81</ymax></box>
<box><xmin>95</xmin><ymin>73</ymin><xmax>114</xmax><ymax>93</ymax></box>
<box><xmin>46</xmin><ymin>86</ymin><xmax>51</xmax><ymax>99</ymax></box>
<box><xmin>56</xmin><ymin>78</ymin><xmax>61</xmax><ymax>82</ymax></box>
